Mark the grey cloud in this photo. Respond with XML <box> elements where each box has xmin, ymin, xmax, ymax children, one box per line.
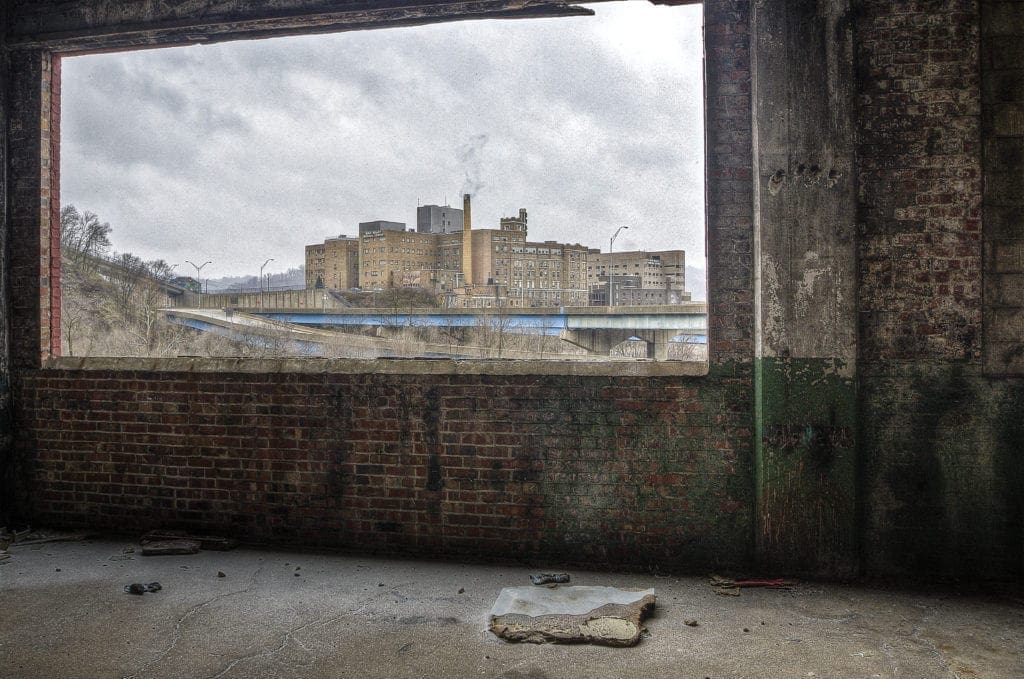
<box><xmin>60</xmin><ymin>3</ymin><xmax>705</xmax><ymax>278</ymax></box>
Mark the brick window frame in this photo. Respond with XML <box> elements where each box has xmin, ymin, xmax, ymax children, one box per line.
<box><xmin>7</xmin><ymin>0</ymin><xmax>751</xmax><ymax>376</ymax></box>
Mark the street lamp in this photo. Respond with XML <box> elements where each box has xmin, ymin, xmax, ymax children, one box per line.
<box><xmin>260</xmin><ymin>258</ymin><xmax>274</xmax><ymax>309</ymax></box>
<box><xmin>259</xmin><ymin>258</ymin><xmax>274</xmax><ymax>292</ymax></box>
<box><xmin>185</xmin><ymin>260</ymin><xmax>212</xmax><ymax>298</ymax></box>
<box><xmin>608</xmin><ymin>226</ymin><xmax>628</xmax><ymax>308</ymax></box>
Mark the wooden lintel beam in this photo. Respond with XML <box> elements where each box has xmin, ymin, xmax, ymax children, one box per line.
<box><xmin>5</xmin><ymin>1</ymin><xmax>606</xmax><ymax>53</ymax></box>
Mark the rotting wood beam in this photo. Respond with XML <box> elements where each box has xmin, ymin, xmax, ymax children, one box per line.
<box><xmin>5</xmin><ymin>0</ymin><xmax>607</xmax><ymax>53</ymax></box>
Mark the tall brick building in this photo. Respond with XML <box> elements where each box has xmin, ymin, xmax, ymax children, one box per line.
<box><xmin>1</xmin><ymin>0</ymin><xmax>1022</xmax><ymax>603</ymax></box>
<box><xmin>304</xmin><ymin>235</ymin><xmax>359</xmax><ymax>290</ymax></box>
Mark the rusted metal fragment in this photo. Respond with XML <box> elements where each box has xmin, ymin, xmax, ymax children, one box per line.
<box><xmin>141</xmin><ymin>530</ymin><xmax>237</xmax><ymax>551</ymax></box>
<box><xmin>140</xmin><ymin>538</ymin><xmax>201</xmax><ymax>556</ymax></box>
<box><xmin>7</xmin><ymin>1</ymin><xmax>602</xmax><ymax>52</ymax></box>
<box><xmin>489</xmin><ymin>586</ymin><xmax>656</xmax><ymax>647</ymax></box>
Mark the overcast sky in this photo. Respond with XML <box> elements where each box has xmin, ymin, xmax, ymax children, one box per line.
<box><xmin>60</xmin><ymin>1</ymin><xmax>705</xmax><ymax>292</ymax></box>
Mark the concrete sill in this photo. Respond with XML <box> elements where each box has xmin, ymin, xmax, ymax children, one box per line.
<box><xmin>46</xmin><ymin>356</ymin><xmax>710</xmax><ymax>377</ymax></box>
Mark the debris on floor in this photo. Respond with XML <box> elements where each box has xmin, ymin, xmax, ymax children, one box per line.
<box><xmin>709</xmin><ymin>574</ymin><xmax>797</xmax><ymax>596</ymax></box>
<box><xmin>530</xmin><ymin>572</ymin><xmax>570</xmax><ymax>585</ymax></box>
<box><xmin>1</xmin><ymin>527</ymin><xmax>92</xmax><ymax>564</ymax></box>
<box><xmin>140</xmin><ymin>530</ymin><xmax>237</xmax><ymax>556</ymax></box>
<box><xmin>141</xmin><ymin>538</ymin><xmax>201</xmax><ymax>556</ymax></box>
<box><xmin>124</xmin><ymin>582</ymin><xmax>162</xmax><ymax>595</ymax></box>
<box><xmin>5</xmin><ymin>527</ymin><xmax>91</xmax><ymax>547</ymax></box>
<box><xmin>140</xmin><ymin>530</ymin><xmax>237</xmax><ymax>552</ymax></box>
<box><xmin>489</xmin><ymin>585</ymin><xmax>656</xmax><ymax>647</ymax></box>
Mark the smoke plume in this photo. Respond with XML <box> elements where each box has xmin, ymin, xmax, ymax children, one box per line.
<box><xmin>458</xmin><ymin>133</ymin><xmax>488</xmax><ymax>197</ymax></box>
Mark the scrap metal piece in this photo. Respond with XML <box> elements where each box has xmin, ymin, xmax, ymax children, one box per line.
<box><xmin>141</xmin><ymin>530</ymin><xmax>237</xmax><ymax>551</ymax></box>
<box><xmin>530</xmin><ymin>572</ymin><xmax>570</xmax><ymax>585</ymax></box>
<box><xmin>140</xmin><ymin>539</ymin><xmax>201</xmax><ymax>556</ymax></box>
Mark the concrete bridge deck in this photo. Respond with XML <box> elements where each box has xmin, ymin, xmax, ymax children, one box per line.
<box><xmin>165</xmin><ymin>303</ymin><xmax>708</xmax><ymax>359</ymax></box>
<box><xmin>161</xmin><ymin>308</ymin><xmax>588</xmax><ymax>360</ymax></box>
<box><xmin>256</xmin><ymin>302</ymin><xmax>706</xmax><ymax>333</ymax></box>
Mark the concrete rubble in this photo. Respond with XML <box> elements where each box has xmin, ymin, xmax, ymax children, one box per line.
<box><xmin>488</xmin><ymin>585</ymin><xmax>656</xmax><ymax>646</ymax></box>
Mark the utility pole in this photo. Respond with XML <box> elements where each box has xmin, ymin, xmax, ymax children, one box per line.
<box><xmin>608</xmin><ymin>226</ymin><xmax>628</xmax><ymax>309</ymax></box>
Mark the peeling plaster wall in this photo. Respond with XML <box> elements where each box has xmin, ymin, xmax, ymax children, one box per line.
<box><xmin>751</xmin><ymin>0</ymin><xmax>859</xmax><ymax>575</ymax></box>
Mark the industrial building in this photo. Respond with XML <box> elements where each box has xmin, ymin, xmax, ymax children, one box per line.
<box><xmin>306</xmin><ymin>197</ymin><xmax>595</xmax><ymax>307</ymax></box>
<box><xmin>587</xmin><ymin>249</ymin><xmax>690</xmax><ymax>306</ymax></box>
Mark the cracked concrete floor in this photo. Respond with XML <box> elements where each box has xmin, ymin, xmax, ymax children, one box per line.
<box><xmin>1</xmin><ymin>539</ymin><xmax>1022</xmax><ymax>678</ymax></box>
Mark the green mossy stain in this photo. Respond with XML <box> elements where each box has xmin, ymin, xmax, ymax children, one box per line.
<box><xmin>996</xmin><ymin>382</ymin><xmax>1024</xmax><ymax>578</ymax></box>
<box><xmin>326</xmin><ymin>387</ymin><xmax>353</xmax><ymax>498</ymax></box>
<box><xmin>755</xmin><ymin>357</ymin><xmax>857</xmax><ymax>576</ymax></box>
<box><xmin>532</xmin><ymin>364</ymin><xmax>754</xmax><ymax>571</ymax></box>
<box><xmin>881</xmin><ymin>372</ymin><xmax>963</xmax><ymax>574</ymax></box>
<box><xmin>423</xmin><ymin>386</ymin><xmax>443</xmax><ymax>492</ymax></box>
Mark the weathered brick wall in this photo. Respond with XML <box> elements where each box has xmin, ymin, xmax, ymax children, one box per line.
<box><xmin>982</xmin><ymin>0</ymin><xmax>1024</xmax><ymax>375</ymax></box>
<box><xmin>4</xmin><ymin>0</ymin><xmax>760</xmax><ymax>574</ymax></box>
<box><xmin>706</xmin><ymin>0</ymin><xmax>754</xmax><ymax>365</ymax></box>
<box><xmin>857</xmin><ymin>0</ymin><xmax>983</xmax><ymax>362</ymax></box>
<box><xmin>13</xmin><ymin>367</ymin><xmax>753</xmax><ymax>570</ymax></box>
<box><xmin>857</xmin><ymin>0</ymin><xmax>1024</xmax><ymax>580</ymax></box>
<box><xmin>0</xmin><ymin>36</ymin><xmax>10</xmax><ymax>517</ymax></box>
<box><xmin>7</xmin><ymin>50</ymin><xmax>57</xmax><ymax>370</ymax></box>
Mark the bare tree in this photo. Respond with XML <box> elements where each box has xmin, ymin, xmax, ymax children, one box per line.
<box><xmin>60</xmin><ymin>205</ymin><xmax>112</xmax><ymax>266</ymax></box>
<box><xmin>107</xmin><ymin>252</ymin><xmax>148</xmax><ymax>323</ymax></box>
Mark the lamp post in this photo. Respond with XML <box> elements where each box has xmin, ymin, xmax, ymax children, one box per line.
<box><xmin>260</xmin><ymin>258</ymin><xmax>274</xmax><ymax>309</ymax></box>
<box><xmin>608</xmin><ymin>226</ymin><xmax>628</xmax><ymax>308</ymax></box>
<box><xmin>185</xmin><ymin>260</ymin><xmax>211</xmax><ymax>300</ymax></box>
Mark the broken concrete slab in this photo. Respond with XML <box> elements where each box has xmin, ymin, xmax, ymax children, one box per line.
<box><xmin>488</xmin><ymin>585</ymin><xmax>656</xmax><ymax>647</ymax></box>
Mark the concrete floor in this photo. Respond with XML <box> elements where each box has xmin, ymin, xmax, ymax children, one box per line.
<box><xmin>1</xmin><ymin>539</ymin><xmax>1021</xmax><ymax>678</ymax></box>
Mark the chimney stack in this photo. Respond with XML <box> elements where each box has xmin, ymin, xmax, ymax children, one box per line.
<box><xmin>462</xmin><ymin>193</ymin><xmax>473</xmax><ymax>286</ymax></box>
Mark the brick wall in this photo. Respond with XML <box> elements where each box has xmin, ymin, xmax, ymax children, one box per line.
<box><xmin>14</xmin><ymin>367</ymin><xmax>753</xmax><ymax>570</ymax></box>
<box><xmin>705</xmin><ymin>0</ymin><xmax>754</xmax><ymax>365</ymax></box>
<box><xmin>857</xmin><ymin>0</ymin><xmax>1024</xmax><ymax>580</ymax></box>
<box><xmin>0</xmin><ymin>38</ymin><xmax>11</xmax><ymax>516</ymax></box>
<box><xmin>857</xmin><ymin>0</ymin><xmax>983</xmax><ymax>362</ymax></box>
<box><xmin>982</xmin><ymin>0</ymin><xmax>1024</xmax><ymax>375</ymax></box>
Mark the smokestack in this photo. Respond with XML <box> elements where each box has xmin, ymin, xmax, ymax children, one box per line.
<box><xmin>462</xmin><ymin>193</ymin><xmax>473</xmax><ymax>286</ymax></box>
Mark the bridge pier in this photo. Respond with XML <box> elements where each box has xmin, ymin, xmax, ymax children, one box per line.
<box><xmin>559</xmin><ymin>328</ymin><xmax>677</xmax><ymax>359</ymax></box>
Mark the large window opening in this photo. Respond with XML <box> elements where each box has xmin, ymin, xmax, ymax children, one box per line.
<box><xmin>58</xmin><ymin>1</ymin><xmax>706</xmax><ymax>364</ymax></box>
